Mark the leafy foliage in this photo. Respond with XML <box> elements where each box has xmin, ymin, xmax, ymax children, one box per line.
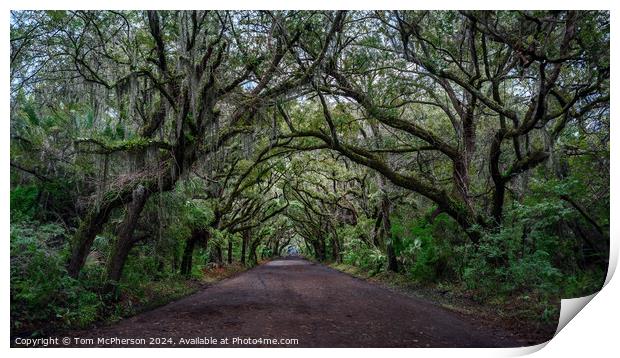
<box><xmin>9</xmin><ymin>10</ymin><xmax>609</xmax><ymax>336</ymax></box>
<box><xmin>10</xmin><ymin>221</ymin><xmax>102</xmax><ymax>331</ymax></box>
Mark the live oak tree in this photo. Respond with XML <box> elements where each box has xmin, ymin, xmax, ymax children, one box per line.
<box><xmin>12</xmin><ymin>10</ymin><xmax>346</xmax><ymax>280</ymax></box>
<box><xmin>10</xmin><ymin>10</ymin><xmax>609</xmax><ymax>333</ymax></box>
<box><xmin>277</xmin><ymin>11</ymin><xmax>609</xmax><ymax>242</ymax></box>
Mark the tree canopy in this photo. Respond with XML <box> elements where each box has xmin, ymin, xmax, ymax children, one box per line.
<box><xmin>10</xmin><ymin>10</ymin><xmax>609</xmax><ymax>335</ymax></box>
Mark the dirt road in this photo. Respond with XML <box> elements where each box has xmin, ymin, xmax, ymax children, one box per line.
<box><xmin>59</xmin><ymin>257</ymin><xmax>527</xmax><ymax>347</ymax></box>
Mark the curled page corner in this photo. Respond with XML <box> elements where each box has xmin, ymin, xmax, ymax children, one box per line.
<box><xmin>554</xmin><ymin>293</ymin><xmax>597</xmax><ymax>336</ymax></box>
<box><xmin>495</xmin><ymin>295</ymin><xmax>594</xmax><ymax>357</ymax></box>
<box><xmin>551</xmin><ymin>230</ymin><xmax>618</xmax><ymax>336</ymax></box>
<box><xmin>507</xmin><ymin>292</ymin><xmax>602</xmax><ymax>356</ymax></box>
<box><xmin>550</xmin><ymin>243</ymin><xmax>616</xmax><ymax>339</ymax></box>
<box><xmin>509</xmin><ymin>241</ymin><xmax>617</xmax><ymax>356</ymax></box>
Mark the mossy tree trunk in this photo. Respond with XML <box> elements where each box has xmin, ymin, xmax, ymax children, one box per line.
<box><xmin>105</xmin><ymin>185</ymin><xmax>150</xmax><ymax>292</ymax></box>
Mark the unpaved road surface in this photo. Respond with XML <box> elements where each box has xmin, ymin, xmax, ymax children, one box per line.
<box><xmin>58</xmin><ymin>258</ymin><xmax>527</xmax><ymax>347</ymax></box>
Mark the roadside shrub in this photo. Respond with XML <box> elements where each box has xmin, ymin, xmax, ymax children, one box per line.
<box><xmin>10</xmin><ymin>221</ymin><xmax>102</xmax><ymax>333</ymax></box>
<box><xmin>393</xmin><ymin>215</ymin><xmax>453</xmax><ymax>283</ymax></box>
<box><xmin>342</xmin><ymin>237</ymin><xmax>386</xmax><ymax>274</ymax></box>
<box><xmin>461</xmin><ymin>224</ymin><xmax>562</xmax><ymax>296</ymax></box>
<box><xmin>562</xmin><ymin>269</ymin><xmax>606</xmax><ymax>298</ymax></box>
<box><xmin>10</xmin><ymin>185</ymin><xmax>39</xmax><ymax>221</ymax></box>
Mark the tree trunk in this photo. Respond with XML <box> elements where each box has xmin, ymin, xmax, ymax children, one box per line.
<box><xmin>68</xmin><ymin>195</ymin><xmax>125</xmax><ymax>278</ymax></box>
<box><xmin>372</xmin><ymin>210</ymin><xmax>383</xmax><ymax>247</ymax></box>
<box><xmin>331</xmin><ymin>235</ymin><xmax>341</xmax><ymax>263</ymax></box>
<box><xmin>249</xmin><ymin>237</ymin><xmax>261</xmax><ymax>266</ymax></box>
<box><xmin>180</xmin><ymin>238</ymin><xmax>196</xmax><ymax>276</ymax></box>
<box><xmin>180</xmin><ymin>230</ymin><xmax>203</xmax><ymax>277</ymax></box>
<box><xmin>273</xmin><ymin>240</ymin><xmax>280</xmax><ymax>258</ymax></box>
<box><xmin>490</xmin><ymin>131</ymin><xmax>506</xmax><ymax>225</ymax></box>
<box><xmin>68</xmin><ymin>161</ymin><xmax>176</xmax><ymax>278</ymax></box>
<box><xmin>381</xmin><ymin>193</ymin><xmax>398</xmax><ymax>272</ymax></box>
<box><xmin>369</xmin><ymin>120</ymin><xmax>398</xmax><ymax>271</ymax></box>
<box><xmin>453</xmin><ymin>156</ymin><xmax>472</xmax><ymax>212</ymax></box>
<box><xmin>217</xmin><ymin>245</ymin><xmax>223</xmax><ymax>263</ymax></box>
<box><xmin>105</xmin><ymin>185</ymin><xmax>149</xmax><ymax>291</ymax></box>
<box><xmin>227</xmin><ymin>238</ymin><xmax>233</xmax><ymax>264</ymax></box>
<box><xmin>240</xmin><ymin>230</ymin><xmax>249</xmax><ymax>265</ymax></box>
<box><xmin>106</xmin><ymin>238</ymin><xmax>133</xmax><ymax>292</ymax></box>
<box><xmin>313</xmin><ymin>238</ymin><xmax>326</xmax><ymax>261</ymax></box>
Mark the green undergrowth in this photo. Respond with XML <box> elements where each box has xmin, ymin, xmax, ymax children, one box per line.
<box><xmin>10</xmin><ymin>218</ymin><xmax>247</xmax><ymax>337</ymax></box>
<box><xmin>324</xmin><ymin>199</ymin><xmax>607</xmax><ymax>343</ymax></box>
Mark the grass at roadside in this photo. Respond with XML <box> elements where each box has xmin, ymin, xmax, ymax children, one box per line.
<box><xmin>14</xmin><ymin>263</ymin><xmax>250</xmax><ymax>338</ymax></box>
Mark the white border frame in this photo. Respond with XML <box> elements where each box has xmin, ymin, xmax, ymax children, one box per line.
<box><xmin>2</xmin><ymin>2</ymin><xmax>617</xmax><ymax>357</ymax></box>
